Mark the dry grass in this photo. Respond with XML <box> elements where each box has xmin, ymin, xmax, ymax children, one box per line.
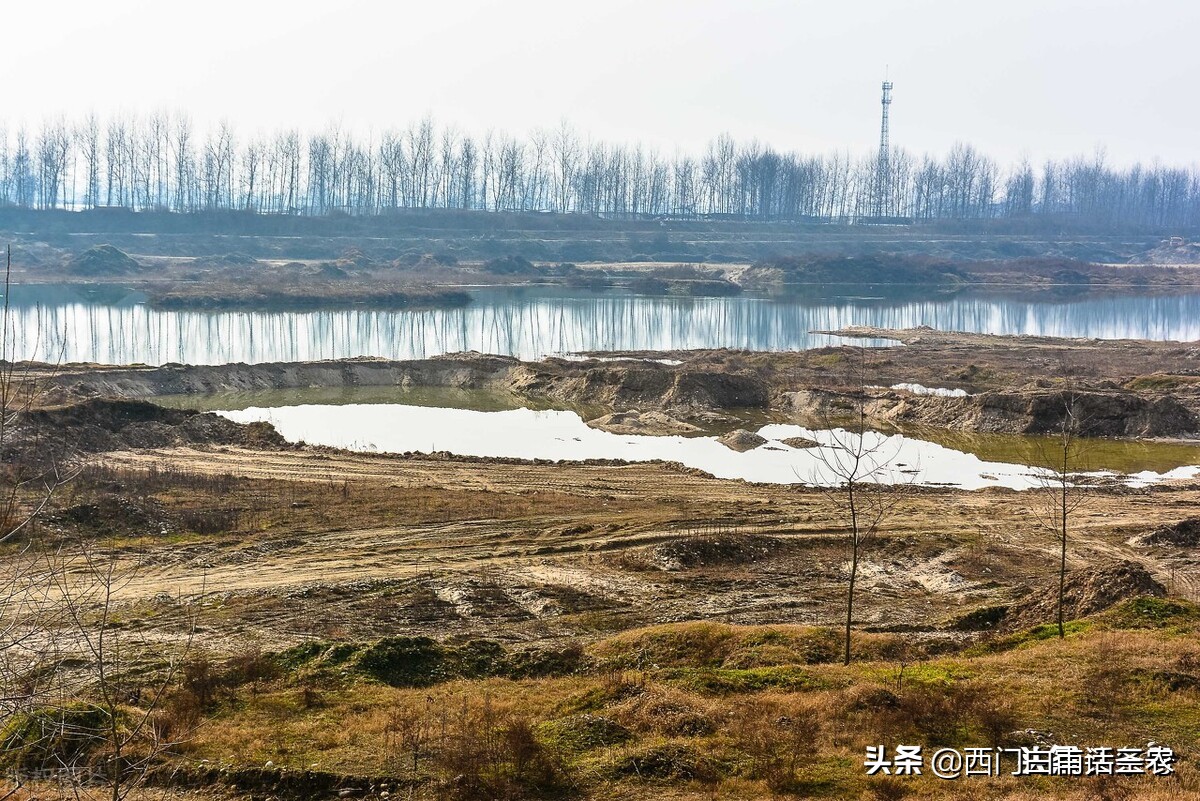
<box><xmin>143</xmin><ymin>621</ymin><xmax>1200</xmax><ymax>800</ymax></box>
<box><xmin>42</xmin><ymin>463</ymin><xmax>639</xmax><ymax>545</ymax></box>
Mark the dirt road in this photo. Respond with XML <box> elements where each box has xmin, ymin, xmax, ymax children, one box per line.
<box><xmin>68</xmin><ymin>445</ymin><xmax>1200</xmax><ymax>652</ymax></box>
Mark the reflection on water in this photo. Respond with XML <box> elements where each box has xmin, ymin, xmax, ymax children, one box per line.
<box><xmin>161</xmin><ymin>384</ymin><xmax>1200</xmax><ymax>475</ymax></box>
<box><xmin>155</xmin><ymin>385</ymin><xmax>599</xmax><ymax>417</ymax></box>
<box><xmin>897</xmin><ymin>426</ymin><xmax>1200</xmax><ymax>475</ymax></box>
<box><xmin>7</xmin><ymin>285</ymin><xmax>1200</xmax><ymax>366</ymax></box>
<box><xmin>218</xmin><ymin>403</ymin><xmax>1200</xmax><ymax>491</ymax></box>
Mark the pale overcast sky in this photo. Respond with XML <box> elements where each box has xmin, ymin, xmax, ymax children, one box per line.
<box><xmin>5</xmin><ymin>0</ymin><xmax>1196</xmax><ymax>166</ymax></box>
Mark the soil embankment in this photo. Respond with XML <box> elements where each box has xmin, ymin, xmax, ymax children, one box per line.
<box><xmin>39</xmin><ymin>328</ymin><xmax>1200</xmax><ymax>439</ymax></box>
<box><xmin>785</xmin><ymin>386</ymin><xmax>1198</xmax><ymax>438</ymax></box>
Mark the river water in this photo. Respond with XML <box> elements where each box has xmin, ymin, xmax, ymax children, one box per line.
<box><xmin>6</xmin><ymin>284</ymin><xmax>1200</xmax><ymax>366</ymax></box>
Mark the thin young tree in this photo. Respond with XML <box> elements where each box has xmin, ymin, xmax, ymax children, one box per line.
<box><xmin>1026</xmin><ymin>383</ymin><xmax>1094</xmax><ymax>639</ymax></box>
<box><xmin>804</xmin><ymin>346</ymin><xmax>912</xmax><ymax>665</ymax></box>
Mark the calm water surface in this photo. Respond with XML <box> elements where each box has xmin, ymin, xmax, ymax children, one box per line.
<box><xmin>218</xmin><ymin>403</ymin><xmax>1200</xmax><ymax>491</ymax></box>
<box><xmin>7</xmin><ymin>284</ymin><xmax>1200</xmax><ymax>366</ymax></box>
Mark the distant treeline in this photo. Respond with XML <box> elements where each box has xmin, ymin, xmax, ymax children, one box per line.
<box><xmin>2</xmin><ymin>114</ymin><xmax>1198</xmax><ymax>230</ymax></box>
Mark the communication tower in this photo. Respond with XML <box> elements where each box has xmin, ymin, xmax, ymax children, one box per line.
<box><xmin>874</xmin><ymin>78</ymin><xmax>894</xmax><ymax>218</ymax></box>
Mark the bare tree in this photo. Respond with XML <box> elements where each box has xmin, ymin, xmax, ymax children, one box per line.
<box><xmin>0</xmin><ymin>246</ymin><xmax>75</xmax><ymax>800</ymax></box>
<box><xmin>1026</xmin><ymin>382</ymin><xmax>1094</xmax><ymax>639</ymax></box>
<box><xmin>1</xmin><ymin>247</ymin><xmax>68</xmax><ymax>544</ymax></box>
<box><xmin>804</xmin><ymin>347</ymin><xmax>912</xmax><ymax>665</ymax></box>
<box><xmin>1</xmin><ymin>541</ymin><xmax>197</xmax><ymax>800</ymax></box>
<box><xmin>41</xmin><ymin>542</ymin><xmax>196</xmax><ymax>801</ymax></box>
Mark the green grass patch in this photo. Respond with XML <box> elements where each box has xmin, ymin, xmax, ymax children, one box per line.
<box><xmin>0</xmin><ymin>703</ymin><xmax>114</xmax><ymax>772</ymax></box>
<box><xmin>556</xmin><ymin>680</ymin><xmax>646</xmax><ymax>715</ymax></box>
<box><xmin>1124</xmin><ymin>374</ymin><xmax>1200</xmax><ymax>391</ymax></box>
<box><xmin>965</xmin><ymin>619</ymin><xmax>1093</xmax><ymax>655</ymax></box>
<box><xmin>1106</xmin><ymin>596</ymin><xmax>1200</xmax><ymax>629</ymax></box>
<box><xmin>856</xmin><ymin>661</ymin><xmax>975</xmax><ymax>687</ymax></box>
<box><xmin>590</xmin><ymin>623</ymin><xmax>845</xmax><ymax>671</ymax></box>
<box><xmin>536</xmin><ymin>713</ymin><xmax>633</xmax><ymax>754</ymax></box>
<box><xmin>277</xmin><ymin>636</ymin><xmax>585</xmax><ymax>688</ymax></box>
<box><xmin>660</xmin><ymin>666</ymin><xmax>829</xmax><ymax>694</ymax></box>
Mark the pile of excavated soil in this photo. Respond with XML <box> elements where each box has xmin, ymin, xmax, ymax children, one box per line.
<box><xmin>717</xmin><ymin>429</ymin><xmax>767</xmax><ymax>452</ymax></box>
<box><xmin>66</xmin><ymin>244</ymin><xmax>143</xmax><ymax>275</ymax></box>
<box><xmin>14</xmin><ymin>399</ymin><xmax>287</xmax><ymax>458</ymax></box>
<box><xmin>1133</xmin><ymin>517</ymin><xmax>1200</xmax><ymax>548</ymax></box>
<box><xmin>516</xmin><ymin>364</ymin><xmax>770</xmax><ymax>416</ymax></box>
<box><xmin>1131</xmin><ymin>241</ymin><xmax>1200</xmax><ymax>265</ymax></box>
<box><xmin>1003</xmin><ymin>560</ymin><xmax>1165</xmax><ymax>630</ymax></box>
<box><xmin>315</xmin><ymin>262</ymin><xmax>351</xmax><ymax>279</ymax></box>
<box><xmin>586</xmin><ymin>410</ymin><xmax>702</xmax><ymax>436</ymax></box>
<box><xmin>645</xmin><ymin>534</ymin><xmax>781</xmax><ymax>571</ymax></box>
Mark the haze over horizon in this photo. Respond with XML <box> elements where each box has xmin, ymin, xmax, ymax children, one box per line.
<box><xmin>5</xmin><ymin>0</ymin><xmax>1197</xmax><ymax>167</ymax></box>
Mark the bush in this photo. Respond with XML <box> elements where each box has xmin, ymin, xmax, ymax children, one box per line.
<box><xmin>729</xmin><ymin>698</ymin><xmax>821</xmax><ymax>792</ymax></box>
<box><xmin>1109</xmin><ymin>597</ymin><xmax>1200</xmax><ymax>629</ymax></box>
<box><xmin>435</xmin><ymin>701</ymin><xmax>565</xmax><ymax>800</ymax></box>
<box><xmin>609</xmin><ymin>686</ymin><xmax>715</xmax><ymax>737</ymax></box>
<box><xmin>356</xmin><ymin>637</ymin><xmax>463</xmax><ymax>687</ymax></box>
<box><xmin>868</xmin><ymin>682</ymin><xmax>1017</xmax><ymax>747</ymax></box>
<box><xmin>0</xmin><ymin>703</ymin><xmax>113</xmax><ymax>772</ymax></box>
<box><xmin>603</xmin><ymin>742</ymin><xmax>715</xmax><ymax>782</ymax></box>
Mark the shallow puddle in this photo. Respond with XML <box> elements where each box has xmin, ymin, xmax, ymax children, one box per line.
<box><xmin>216</xmin><ymin>403</ymin><xmax>1200</xmax><ymax>490</ymax></box>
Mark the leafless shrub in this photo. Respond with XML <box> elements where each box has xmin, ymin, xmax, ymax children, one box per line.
<box><xmin>431</xmin><ymin>695</ymin><xmax>565</xmax><ymax>801</ymax></box>
<box><xmin>728</xmin><ymin>697</ymin><xmax>821</xmax><ymax>793</ymax></box>
<box><xmin>803</xmin><ymin>345</ymin><xmax>915</xmax><ymax>665</ymax></box>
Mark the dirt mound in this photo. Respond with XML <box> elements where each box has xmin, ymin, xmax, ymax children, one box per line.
<box><xmin>646</xmin><ymin>534</ymin><xmax>779</xmax><ymax>570</ymax></box>
<box><xmin>66</xmin><ymin>244</ymin><xmax>142</xmax><ymax>275</ymax></box>
<box><xmin>1018</xmin><ymin>391</ymin><xmax>1197</xmax><ymax>437</ymax></box>
<box><xmin>586</xmin><ymin>410</ymin><xmax>701</xmax><ymax>436</ymax></box>
<box><xmin>219</xmin><ymin>252</ymin><xmax>259</xmax><ymax>266</ymax></box>
<box><xmin>1131</xmin><ymin>240</ymin><xmax>1200</xmax><ymax>264</ymax></box>
<box><xmin>510</xmin><ymin>363</ymin><xmax>769</xmax><ymax>416</ymax></box>
<box><xmin>48</xmin><ymin>495</ymin><xmax>173</xmax><ymax>538</ymax></box>
<box><xmin>740</xmin><ymin>254</ymin><xmax>966</xmax><ymax>288</ymax></box>
<box><xmin>664</xmin><ymin>371</ymin><xmax>770</xmax><ymax>409</ymax></box>
<box><xmin>15</xmin><ymin>399</ymin><xmax>287</xmax><ymax>457</ymax></box>
<box><xmin>1003</xmin><ymin>560</ymin><xmax>1166</xmax><ymax>631</ymax></box>
<box><xmin>781</xmin><ymin>436</ymin><xmax>819</xmax><ymax>449</ymax></box>
<box><xmin>315</xmin><ymin>262</ymin><xmax>351</xmax><ymax>279</ymax></box>
<box><xmin>1133</xmin><ymin>517</ymin><xmax>1200</xmax><ymax>548</ymax></box>
<box><xmin>338</xmin><ymin>247</ymin><xmax>374</xmax><ymax>269</ymax></box>
<box><xmin>717</xmin><ymin>429</ymin><xmax>766</xmax><ymax>452</ymax></box>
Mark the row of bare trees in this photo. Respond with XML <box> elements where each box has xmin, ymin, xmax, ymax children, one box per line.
<box><xmin>2</xmin><ymin>115</ymin><xmax>1199</xmax><ymax>227</ymax></box>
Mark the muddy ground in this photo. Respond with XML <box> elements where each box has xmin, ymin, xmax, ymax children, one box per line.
<box><xmin>31</xmin><ymin>443</ymin><xmax>1200</xmax><ymax>660</ymax></box>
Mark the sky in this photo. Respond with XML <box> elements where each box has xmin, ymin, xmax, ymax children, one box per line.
<box><xmin>4</xmin><ymin>0</ymin><xmax>1197</xmax><ymax>167</ymax></box>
